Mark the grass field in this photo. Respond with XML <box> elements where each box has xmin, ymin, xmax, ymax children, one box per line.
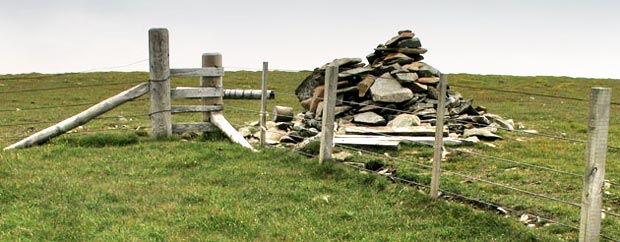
<box><xmin>1</xmin><ymin>71</ymin><xmax>619</xmax><ymax>241</ymax></box>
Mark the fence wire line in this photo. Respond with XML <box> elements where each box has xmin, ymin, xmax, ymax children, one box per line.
<box><xmin>226</xmin><ymin>66</ymin><xmax>309</xmax><ymax>73</ymax></box>
<box><xmin>224</xmin><ymin>105</ymin><xmax>590</xmax><ymax>210</ymax></box>
<box><xmin>0</xmin><ymin>80</ymin><xmax>145</xmax><ymax>95</ymax></box>
<box><xmin>217</xmin><ymin>102</ymin><xmax>620</xmax><ymax>189</ymax></box>
<box><xmin>451</xmin><ymin>119</ymin><xmax>620</xmax><ymax>152</ymax></box>
<box><xmin>285</xmin><ymin>139</ymin><xmax>619</xmax><ymax>241</ymax></box>
<box><xmin>325</xmin><ymin>97</ymin><xmax>595</xmax><ymax>146</ymax></box>
<box><xmin>1</xmin><ymin>124</ymin><xmax>150</xmax><ymax>143</ymax></box>
<box><xmin>224</xmin><ymin>104</ymin><xmax>603</xmax><ymax>181</ymax></box>
<box><xmin>1</xmin><ymin>113</ymin><xmax>150</xmax><ymax>142</ymax></box>
<box><xmin>450</xmin><ymin>83</ymin><xmax>620</xmax><ymax>106</ymax></box>
<box><xmin>227</xmin><ymin>102</ymin><xmax>620</xmax><ymax>185</ymax></box>
<box><xmin>337</xmin><ymin>158</ymin><xmax>619</xmax><ymax>242</ymax></box>
<box><xmin>335</xmin><ymin>142</ymin><xmax>588</xmax><ymax>209</ymax></box>
<box><xmin>0</xmin><ymin>58</ymin><xmax>149</xmax><ymax>82</ymax></box>
<box><xmin>0</xmin><ymin>96</ymin><xmax>149</xmax><ymax>113</ymax></box>
<box><xmin>0</xmin><ymin>112</ymin><xmax>149</xmax><ymax>128</ymax></box>
<box><xmin>0</xmin><ymin>102</ymin><xmax>99</xmax><ymax>113</ymax></box>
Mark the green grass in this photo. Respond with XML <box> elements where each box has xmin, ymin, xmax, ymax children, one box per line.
<box><xmin>1</xmin><ymin>71</ymin><xmax>620</xmax><ymax>241</ymax></box>
<box><xmin>0</xmin><ymin>138</ymin><xmax>551</xmax><ymax>241</ymax></box>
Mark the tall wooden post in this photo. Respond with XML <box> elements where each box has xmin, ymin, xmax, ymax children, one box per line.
<box><xmin>260</xmin><ymin>61</ymin><xmax>268</xmax><ymax>147</ymax></box>
<box><xmin>319</xmin><ymin>64</ymin><xmax>338</xmax><ymax>164</ymax></box>
<box><xmin>149</xmin><ymin>28</ymin><xmax>172</xmax><ymax>138</ymax></box>
<box><xmin>201</xmin><ymin>53</ymin><xmax>224</xmax><ymax>123</ymax></box>
<box><xmin>430</xmin><ymin>73</ymin><xmax>448</xmax><ymax>198</ymax></box>
<box><xmin>579</xmin><ymin>87</ymin><xmax>611</xmax><ymax>242</ymax></box>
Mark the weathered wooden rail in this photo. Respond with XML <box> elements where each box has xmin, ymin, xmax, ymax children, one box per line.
<box><xmin>4</xmin><ymin>28</ymin><xmax>273</xmax><ymax>151</ymax></box>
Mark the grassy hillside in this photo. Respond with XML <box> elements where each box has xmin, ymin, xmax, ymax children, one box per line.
<box><xmin>1</xmin><ymin>71</ymin><xmax>619</xmax><ymax>241</ymax></box>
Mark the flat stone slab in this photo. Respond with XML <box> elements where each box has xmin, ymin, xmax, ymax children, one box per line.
<box><xmin>374</xmin><ymin>47</ymin><xmax>428</xmax><ymax>55</ymax></box>
<box><xmin>402</xmin><ymin>62</ymin><xmax>423</xmax><ymax>72</ymax></box>
<box><xmin>353</xmin><ymin>111</ymin><xmax>386</xmax><ymax>125</ymax></box>
<box><xmin>417</xmin><ymin>77</ymin><xmax>440</xmax><ymax>84</ymax></box>
<box><xmin>320</xmin><ymin>58</ymin><xmax>363</xmax><ymax>69</ymax></box>
<box><xmin>397</xmin><ymin>37</ymin><xmax>422</xmax><ymax>48</ymax></box>
<box><xmin>387</xmin><ymin>114</ymin><xmax>421</xmax><ymax>127</ymax></box>
<box><xmin>383</xmin><ymin>53</ymin><xmax>415</xmax><ymax>65</ymax></box>
<box><xmin>463</xmin><ymin>128</ymin><xmax>502</xmax><ymax>140</ymax></box>
<box><xmin>385</xmin><ymin>30</ymin><xmax>415</xmax><ymax>47</ymax></box>
<box><xmin>395</xmin><ymin>72</ymin><xmax>419</xmax><ymax>83</ymax></box>
<box><xmin>358</xmin><ymin>75</ymin><xmax>376</xmax><ymax>97</ymax></box>
<box><xmin>370</xmin><ymin>74</ymin><xmax>414</xmax><ymax>103</ymax></box>
<box><xmin>418</xmin><ymin>63</ymin><xmax>440</xmax><ymax>77</ymax></box>
<box><xmin>338</xmin><ymin>67</ymin><xmax>373</xmax><ymax>78</ymax></box>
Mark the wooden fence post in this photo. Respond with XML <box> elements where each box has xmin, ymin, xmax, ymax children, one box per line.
<box><xmin>430</xmin><ymin>73</ymin><xmax>448</xmax><ymax>198</ymax></box>
<box><xmin>260</xmin><ymin>61</ymin><xmax>268</xmax><ymax>147</ymax></box>
<box><xmin>319</xmin><ymin>64</ymin><xmax>338</xmax><ymax>164</ymax></box>
<box><xmin>579</xmin><ymin>87</ymin><xmax>611</xmax><ymax>242</ymax></box>
<box><xmin>149</xmin><ymin>28</ymin><xmax>172</xmax><ymax>138</ymax></box>
<box><xmin>201</xmin><ymin>53</ymin><xmax>224</xmax><ymax>123</ymax></box>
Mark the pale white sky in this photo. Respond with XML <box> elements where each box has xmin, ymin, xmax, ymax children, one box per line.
<box><xmin>1</xmin><ymin>0</ymin><xmax>619</xmax><ymax>78</ymax></box>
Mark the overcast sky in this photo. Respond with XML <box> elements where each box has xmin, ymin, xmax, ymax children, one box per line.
<box><xmin>1</xmin><ymin>0</ymin><xmax>619</xmax><ymax>78</ymax></box>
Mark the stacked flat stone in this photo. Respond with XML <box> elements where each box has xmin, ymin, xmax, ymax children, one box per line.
<box><xmin>290</xmin><ymin>30</ymin><xmax>513</xmax><ymax>141</ymax></box>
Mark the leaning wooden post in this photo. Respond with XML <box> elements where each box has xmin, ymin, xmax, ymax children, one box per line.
<box><xmin>202</xmin><ymin>53</ymin><xmax>256</xmax><ymax>151</ymax></box>
<box><xmin>260</xmin><ymin>61</ymin><xmax>268</xmax><ymax>147</ymax></box>
<box><xmin>319</xmin><ymin>63</ymin><xmax>338</xmax><ymax>164</ymax></box>
<box><xmin>430</xmin><ymin>73</ymin><xmax>448</xmax><ymax>198</ymax></box>
<box><xmin>579</xmin><ymin>87</ymin><xmax>611</xmax><ymax>242</ymax></box>
<box><xmin>201</xmin><ymin>53</ymin><xmax>224</xmax><ymax>123</ymax></box>
<box><xmin>4</xmin><ymin>83</ymin><xmax>150</xmax><ymax>150</ymax></box>
<box><xmin>149</xmin><ymin>28</ymin><xmax>172</xmax><ymax>138</ymax></box>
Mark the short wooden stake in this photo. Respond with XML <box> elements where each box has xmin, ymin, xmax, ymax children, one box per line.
<box><xmin>319</xmin><ymin>64</ymin><xmax>338</xmax><ymax>164</ymax></box>
<box><xmin>149</xmin><ymin>28</ymin><xmax>172</xmax><ymax>138</ymax></box>
<box><xmin>430</xmin><ymin>73</ymin><xmax>448</xmax><ymax>198</ymax></box>
<box><xmin>260</xmin><ymin>61</ymin><xmax>268</xmax><ymax>147</ymax></box>
<box><xmin>579</xmin><ymin>87</ymin><xmax>611</xmax><ymax>242</ymax></box>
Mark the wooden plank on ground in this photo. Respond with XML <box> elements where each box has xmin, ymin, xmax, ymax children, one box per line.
<box><xmin>343</xmin><ymin>126</ymin><xmax>447</xmax><ymax>136</ymax></box>
<box><xmin>334</xmin><ymin>134</ymin><xmax>462</xmax><ymax>146</ymax></box>
<box><xmin>171</xmin><ymin>87</ymin><xmax>223</xmax><ymax>99</ymax></box>
<box><xmin>171</xmin><ymin>105</ymin><xmax>222</xmax><ymax>114</ymax></box>
<box><xmin>333</xmin><ymin>137</ymin><xmax>401</xmax><ymax>147</ymax></box>
<box><xmin>170</xmin><ymin>67</ymin><xmax>224</xmax><ymax>77</ymax></box>
<box><xmin>172</xmin><ymin>122</ymin><xmax>218</xmax><ymax>133</ymax></box>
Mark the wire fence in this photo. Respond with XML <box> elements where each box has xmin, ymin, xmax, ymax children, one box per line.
<box><xmin>2</xmin><ymin>65</ymin><xmax>619</xmax><ymax>240</ymax></box>
<box><xmin>224</xmin><ymin>83</ymin><xmax>620</xmax><ymax>241</ymax></box>
<box><xmin>222</xmin><ymin>110</ymin><xmax>620</xmax><ymax>241</ymax></box>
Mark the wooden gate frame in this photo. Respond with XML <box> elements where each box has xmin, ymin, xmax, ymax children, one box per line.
<box><xmin>148</xmin><ymin>28</ymin><xmax>254</xmax><ymax>151</ymax></box>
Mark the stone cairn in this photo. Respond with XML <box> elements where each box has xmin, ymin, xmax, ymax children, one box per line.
<box><xmin>240</xmin><ymin>30</ymin><xmax>516</xmax><ymax>146</ymax></box>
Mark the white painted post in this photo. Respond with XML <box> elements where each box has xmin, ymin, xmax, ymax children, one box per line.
<box><xmin>260</xmin><ymin>61</ymin><xmax>268</xmax><ymax>147</ymax></box>
<box><xmin>319</xmin><ymin>64</ymin><xmax>338</xmax><ymax>164</ymax></box>
<box><xmin>149</xmin><ymin>28</ymin><xmax>172</xmax><ymax>138</ymax></box>
<box><xmin>430</xmin><ymin>73</ymin><xmax>448</xmax><ymax>198</ymax></box>
<box><xmin>579</xmin><ymin>87</ymin><xmax>611</xmax><ymax>242</ymax></box>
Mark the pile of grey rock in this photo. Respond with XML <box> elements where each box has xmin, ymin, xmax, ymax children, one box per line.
<box><xmin>241</xmin><ymin>30</ymin><xmax>517</xmax><ymax>146</ymax></box>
